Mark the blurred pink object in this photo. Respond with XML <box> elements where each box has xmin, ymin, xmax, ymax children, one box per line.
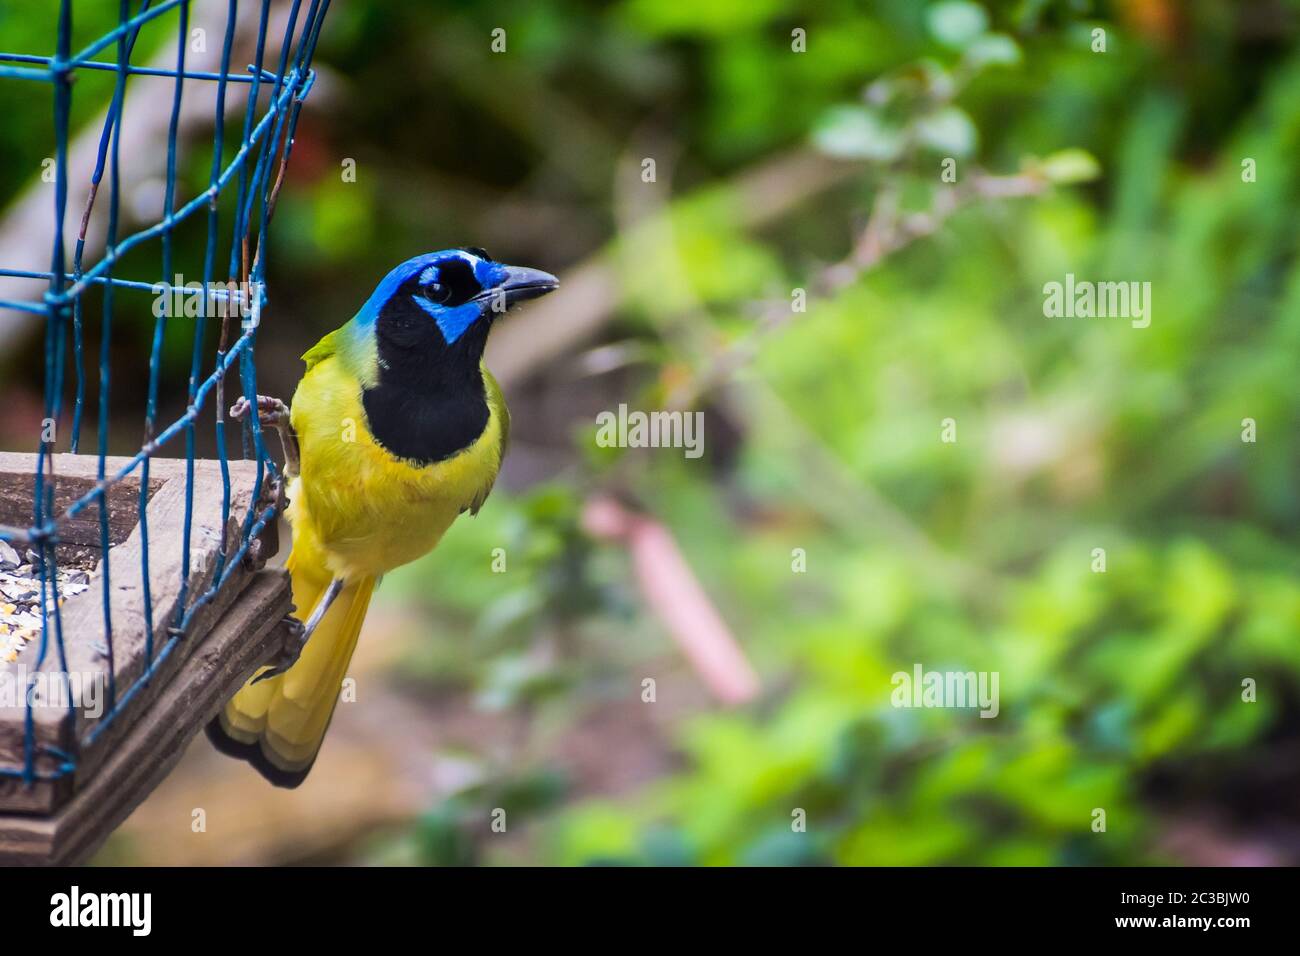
<box><xmin>583</xmin><ymin>496</ymin><xmax>760</xmax><ymax>705</ymax></box>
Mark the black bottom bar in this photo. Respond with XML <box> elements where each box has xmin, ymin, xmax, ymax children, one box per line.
<box><xmin>0</xmin><ymin>866</ymin><xmax>1290</xmax><ymax>940</ymax></box>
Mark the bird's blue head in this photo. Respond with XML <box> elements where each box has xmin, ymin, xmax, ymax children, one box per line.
<box><xmin>358</xmin><ymin>247</ymin><xmax>558</xmax><ymax>356</ymax></box>
<box><xmin>351</xmin><ymin>249</ymin><xmax>557</xmax><ymax>464</ymax></box>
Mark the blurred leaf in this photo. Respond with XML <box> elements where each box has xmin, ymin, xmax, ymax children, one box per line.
<box><xmin>812</xmin><ymin>105</ymin><xmax>905</xmax><ymax>160</ymax></box>
<box><xmin>914</xmin><ymin>106</ymin><xmax>978</xmax><ymax>156</ymax></box>
<box><xmin>1037</xmin><ymin>147</ymin><xmax>1102</xmax><ymax>183</ymax></box>
<box><xmin>496</xmin><ymin>769</ymin><xmax>570</xmax><ymax>814</ymax></box>
<box><xmin>926</xmin><ymin>1</ymin><xmax>989</xmax><ymax>49</ymax></box>
<box><xmin>641</xmin><ymin>826</ymin><xmax>697</xmax><ymax>866</ymax></box>
<box><xmin>740</xmin><ymin>828</ymin><xmax>825</xmax><ymax>866</ymax></box>
<box><xmin>477</xmin><ymin>651</ymin><xmax>570</xmax><ymax>710</ymax></box>
<box><xmin>619</xmin><ymin>0</ymin><xmax>788</xmax><ymax>36</ymax></box>
<box><xmin>964</xmin><ymin>32</ymin><xmax>1022</xmax><ymax>68</ymax></box>
<box><xmin>414</xmin><ymin>805</ymin><xmax>478</xmax><ymax>867</ymax></box>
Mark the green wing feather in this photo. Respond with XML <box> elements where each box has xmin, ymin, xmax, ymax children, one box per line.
<box><xmin>302</xmin><ymin>326</ymin><xmax>346</xmax><ymax>371</ymax></box>
<box><xmin>487</xmin><ymin>366</ymin><xmax>510</xmax><ymax>460</ymax></box>
<box><xmin>467</xmin><ymin>366</ymin><xmax>509</xmax><ymax>516</ymax></box>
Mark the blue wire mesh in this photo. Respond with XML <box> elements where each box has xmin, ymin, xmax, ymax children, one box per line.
<box><xmin>0</xmin><ymin>0</ymin><xmax>328</xmax><ymax>788</ymax></box>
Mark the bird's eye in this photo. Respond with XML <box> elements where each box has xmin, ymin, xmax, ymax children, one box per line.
<box><xmin>418</xmin><ymin>258</ymin><xmax>480</xmax><ymax>308</ymax></box>
<box><xmin>424</xmin><ymin>282</ymin><xmax>452</xmax><ymax>304</ymax></box>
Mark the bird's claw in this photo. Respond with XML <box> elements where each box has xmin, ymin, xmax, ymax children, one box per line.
<box><xmin>250</xmin><ymin>577</ymin><xmax>345</xmax><ymax>684</ymax></box>
<box><xmin>230</xmin><ymin>393</ymin><xmax>290</xmax><ymax>428</ymax></box>
<box><xmin>230</xmin><ymin>393</ymin><xmax>300</xmax><ymax>480</ymax></box>
<box><xmin>252</xmin><ymin>616</ymin><xmax>307</xmax><ymax>683</ymax></box>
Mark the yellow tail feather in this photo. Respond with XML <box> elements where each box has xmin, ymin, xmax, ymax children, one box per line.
<box><xmin>214</xmin><ymin>547</ymin><xmax>374</xmax><ymax>785</ymax></box>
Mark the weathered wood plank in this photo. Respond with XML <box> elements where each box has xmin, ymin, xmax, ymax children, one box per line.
<box><xmin>0</xmin><ymin>451</ymin><xmax>164</xmax><ymax>555</ymax></box>
<box><xmin>0</xmin><ymin>452</ymin><xmax>282</xmax><ymax>813</ymax></box>
<box><xmin>0</xmin><ymin>569</ymin><xmax>292</xmax><ymax>865</ymax></box>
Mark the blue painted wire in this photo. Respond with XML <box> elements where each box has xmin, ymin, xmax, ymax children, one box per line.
<box><xmin>54</xmin><ymin>70</ymin><xmax>309</xmax><ymax>305</ymax></box>
<box><xmin>22</xmin><ymin>0</ymin><xmax>76</xmax><ymax>786</ymax></box>
<box><xmin>69</xmin><ymin>0</ymin><xmax>187</xmax><ymax>66</ymax></box>
<box><xmin>0</xmin><ymin>52</ymin><xmax>277</xmax><ymax>84</ymax></box>
<box><xmin>69</xmin><ymin>0</ymin><xmax>154</xmax><ymax>455</ymax></box>
<box><xmin>1</xmin><ymin>0</ymin><xmax>327</xmax><ymax>785</ymax></box>
<box><xmin>92</xmin><ymin>0</ymin><xmax>135</xmax><ymax>723</ymax></box>
<box><xmin>181</xmin><ymin>0</ymin><xmax>239</xmax><ymax>623</ymax></box>
<box><xmin>137</xmin><ymin>0</ymin><xmax>190</xmax><ymax>669</ymax></box>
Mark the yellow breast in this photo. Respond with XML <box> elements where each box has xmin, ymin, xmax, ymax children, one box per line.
<box><xmin>285</xmin><ymin>353</ymin><xmax>506</xmax><ymax>582</ymax></box>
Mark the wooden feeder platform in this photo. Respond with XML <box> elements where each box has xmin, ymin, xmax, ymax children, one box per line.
<box><xmin>0</xmin><ymin>452</ymin><xmax>292</xmax><ymax>865</ymax></box>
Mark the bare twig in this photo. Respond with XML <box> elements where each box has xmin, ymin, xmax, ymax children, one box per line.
<box><xmin>486</xmin><ymin>149</ymin><xmax>859</xmax><ymax>386</ymax></box>
<box><xmin>597</xmin><ymin>164</ymin><xmax>1052</xmax><ymax>603</ymax></box>
<box><xmin>827</xmin><ymin>170</ymin><xmax>1048</xmax><ymax>290</ymax></box>
<box><xmin>583</xmin><ymin>495</ymin><xmax>760</xmax><ymax>705</ymax></box>
<box><xmin>665</xmin><ymin>169</ymin><xmax>1050</xmax><ymax>414</ymax></box>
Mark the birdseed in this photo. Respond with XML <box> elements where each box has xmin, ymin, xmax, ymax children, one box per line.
<box><xmin>0</xmin><ymin>560</ymin><xmax>94</xmax><ymax>664</ymax></box>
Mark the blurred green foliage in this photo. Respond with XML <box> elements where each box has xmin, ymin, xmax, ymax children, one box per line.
<box><xmin>369</xmin><ymin>0</ymin><xmax>1300</xmax><ymax>866</ymax></box>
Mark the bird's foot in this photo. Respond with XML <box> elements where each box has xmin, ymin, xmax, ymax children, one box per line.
<box><xmin>230</xmin><ymin>393</ymin><xmax>290</xmax><ymax>428</ymax></box>
<box><xmin>250</xmin><ymin>577</ymin><xmax>345</xmax><ymax>684</ymax></box>
<box><xmin>252</xmin><ymin>617</ymin><xmax>307</xmax><ymax>683</ymax></box>
<box><xmin>230</xmin><ymin>394</ymin><xmax>300</xmax><ymax>479</ymax></box>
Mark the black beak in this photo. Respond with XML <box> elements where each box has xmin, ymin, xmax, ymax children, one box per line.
<box><xmin>479</xmin><ymin>265</ymin><xmax>559</xmax><ymax>312</ymax></box>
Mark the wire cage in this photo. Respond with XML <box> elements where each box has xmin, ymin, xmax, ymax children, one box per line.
<box><xmin>0</xmin><ymin>0</ymin><xmax>328</xmax><ymax>863</ymax></box>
